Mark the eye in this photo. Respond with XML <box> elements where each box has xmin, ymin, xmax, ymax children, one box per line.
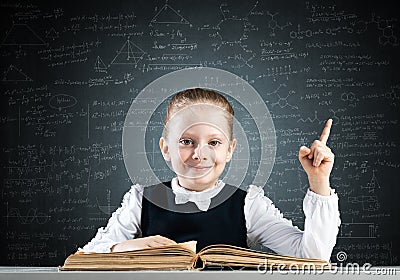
<box><xmin>179</xmin><ymin>139</ymin><xmax>193</xmax><ymax>146</ymax></box>
<box><xmin>209</xmin><ymin>140</ymin><xmax>221</xmax><ymax>147</ymax></box>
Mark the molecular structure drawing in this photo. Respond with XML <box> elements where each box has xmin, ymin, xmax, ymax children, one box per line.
<box><xmin>353</xmin><ymin>13</ymin><xmax>398</xmax><ymax>46</ymax></box>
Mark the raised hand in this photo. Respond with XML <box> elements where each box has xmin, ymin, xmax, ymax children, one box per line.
<box><xmin>298</xmin><ymin>119</ymin><xmax>335</xmax><ymax>196</ymax></box>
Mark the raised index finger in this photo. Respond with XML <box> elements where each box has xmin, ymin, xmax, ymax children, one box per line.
<box><xmin>319</xmin><ymin>119</ymin><xmax>333</xmax><ymax>144</ymax></box>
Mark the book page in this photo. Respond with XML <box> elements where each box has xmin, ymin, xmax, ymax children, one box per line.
<box><xmin>176</xmin><ymin>241</ymin><xmax>197</xmax><ymax>253</ymax></box>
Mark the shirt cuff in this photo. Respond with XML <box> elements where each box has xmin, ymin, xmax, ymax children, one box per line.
<box><xmin>306</xmin><ymin>187</ymin><xmax>338</xmax><ymax>201</ymax></box>
<box><xmin>78</xmin><ymin>241</ymin><xmax>118</xmax><ymax>253</ymax></box>
<box><xmin>304</xmin><ymin>187</ymin><xmax>341</xmax><ymax>228</ymax></box>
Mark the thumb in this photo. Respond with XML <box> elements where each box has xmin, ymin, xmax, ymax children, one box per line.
<box><xmin>298</xmin><ymin>146</ymin><xmax>311</xmax><ymax>159</ymax></box>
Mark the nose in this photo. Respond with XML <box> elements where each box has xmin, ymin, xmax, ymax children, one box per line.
<box><xmin>192</xmin><ymin>144</ymin><xmax>208</xmax><ymax>161</ymax></box>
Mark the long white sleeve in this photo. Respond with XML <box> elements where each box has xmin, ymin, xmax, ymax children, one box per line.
<box><xmin>78</xmin><ymin>184</ymin><xmax>143</xmax><ymax>253</ymax></box>
<box><xmin>244</xmin><ymin>185</ymin><xmax>341</xmax><ymax>261</ymax></box>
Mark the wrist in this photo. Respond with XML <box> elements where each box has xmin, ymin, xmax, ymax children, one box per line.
<box><xmin>308</xmin><ymin>176</ymin><xmax>331</xmax><ymax>196</ymax></box>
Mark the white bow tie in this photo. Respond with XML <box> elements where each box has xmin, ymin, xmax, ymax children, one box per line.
<box><xmin>171</xmin><ymin>178</ymin><xmax>225</xmax><ymax>211</ymax></box>
<box><xmin>174</xmin><ymin>193</ymin><xmax>212</xmax><ymax>211</ymax></box>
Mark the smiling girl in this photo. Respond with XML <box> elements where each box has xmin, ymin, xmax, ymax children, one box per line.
<box><xmin>80</xmin><ymin>88</ymin><xmax>340</xmax><ymax>261</ymax></box>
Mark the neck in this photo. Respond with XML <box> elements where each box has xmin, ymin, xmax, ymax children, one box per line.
<box><xmin>177</xmin><ymin>177</ymin><xmax>218</xmax><ymax>192</ymax></box>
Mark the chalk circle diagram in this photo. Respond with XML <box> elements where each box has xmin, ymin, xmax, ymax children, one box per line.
<box><xmin>122</xmin><ymin>67</ymin><xmax>276</xmax><ymax>213</ymax></box>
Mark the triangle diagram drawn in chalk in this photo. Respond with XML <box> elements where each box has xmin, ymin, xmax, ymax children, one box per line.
<box><xmin>94</xmin><ymin>56</ymin><xmax>107</xmax><ymax>72</ymax></box>
<box><xmin>110</xmin><ymin>39</ymin><xmax>146</xmax><ymax>65</ymax></box>
<box><xmin>362</xmin><ymin>170</ymin><xmax>381</xmax><ymax>193</ymax></box>
<box><xmin>2</xmin><ymin>65</ymin><xmax>33</xmax><ymax>82</ymax></box>
<box><xmin>150</xmin><ymin>3</ymin><xmax>190</xmax><ymax>25</ymax></box>
<box><xmin>46</xmin><ymin>27</ymin><xmax>59</xmax><ymax>40</ymax></box>
<box><xmin>2</xmin><ymin>24</ymin><xmax>46</xmax><ymax>46</ymax></box>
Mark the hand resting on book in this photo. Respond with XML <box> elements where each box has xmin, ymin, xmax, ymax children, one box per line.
<box><xmin>111</xmin><ymin>235</ymin><xmax>177</xmax><ymax>252</ymax></box>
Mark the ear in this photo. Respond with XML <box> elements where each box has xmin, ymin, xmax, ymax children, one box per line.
<box><xmin>226</xmin><ymin>138</ymin><xmax>237</xmax><ymax>162</ymax></box>
<box><xmin>159</xmin><ymin>137</ymin><xmax>171</xmax><ymax>161</ymax></box>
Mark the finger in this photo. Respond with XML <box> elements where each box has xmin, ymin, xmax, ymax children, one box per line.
<box><xmin>319</xmin><ymin>119</ymin><xmax>333</xmax><ymax>145</ymax></box>
<box><xmin>299</xmin><ymin>146</ymin><xmax>311</xmax><ymax>158</ymax></box>
<box><xmin>146</xmin><ymin>240</ymin><xmax>167</xmax><ymax>248</ymax></box>
<box><xmin>313</xmin><ymin>150</ymin><xmax>325</xmax><ymax>167</ymax></box>
<box><xmin>313</xmin><ymin>148</ymin><xmax>334</xmax><ymax>166</ymax></box>
<box><xmin>309</xmin><ymin>141</ymin><xmax>324</xmax><ymax>164</ymax></box>
<box><xmin>149</xmin><ymin>243</ymin><xmax>162</xmax><ymax>248</ymax></box>
<box><xmin>153</xmin><ymin>235</ymin><xmax>177</xmax><ymax>245</ymax></box>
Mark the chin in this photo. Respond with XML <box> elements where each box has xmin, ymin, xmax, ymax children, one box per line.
<box><xmin>180</xmin><ymin>176</ymin><xmax>218</xmax><ymax>190</ymax></box>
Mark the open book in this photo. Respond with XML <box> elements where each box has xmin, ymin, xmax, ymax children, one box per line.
<box><xmin>60</xmin><ymin>241</ymin><xmax>331</xmax><ymax>271</ymax></box>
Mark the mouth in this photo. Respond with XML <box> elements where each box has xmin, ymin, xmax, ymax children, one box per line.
<box><xmin>187</xmin><ymin>165</ymin><xmax>213</xmax><ymax>171</ymax></box>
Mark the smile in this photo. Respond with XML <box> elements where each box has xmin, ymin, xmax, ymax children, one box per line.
<box><xmin>188</xmin><ymin>165</ymin><xmax>213</xmax><ymax>171</ymax></box>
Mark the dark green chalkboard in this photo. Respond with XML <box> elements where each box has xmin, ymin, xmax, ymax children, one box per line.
<box><xmin>1</xmin><ymin>0</ymin><xmax>399</xmax><ymax>266</ymax></box>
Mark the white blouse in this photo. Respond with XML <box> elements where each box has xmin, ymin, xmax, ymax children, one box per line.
<box><xmin>80</xmin><ymin>177</ymin><xmax>341</xmax><ymax>261</ymax></box>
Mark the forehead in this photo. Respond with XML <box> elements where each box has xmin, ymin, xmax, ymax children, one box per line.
<box><xmin>166</xmin><ymin>104</ymin><xmax>231</xmax><ymax>137</ymax></box>
<box><xmin>181</xmin><ymin>122</ymin><xmax>227</xmax><ymax>138</ymax></box>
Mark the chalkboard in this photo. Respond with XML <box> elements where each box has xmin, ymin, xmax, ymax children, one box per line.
<box><xmin>1</xmin><ymin>0</ymin><xmax>399</xmax><ymax>267</ymax></box>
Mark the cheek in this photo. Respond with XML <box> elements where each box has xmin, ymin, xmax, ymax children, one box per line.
<box><xmin>177</xmin><ymin>147</ymin><xmax>193</xmax><ymax>161</ymax></box>
<box><xmin>214</xmin><ymin>149</ymin><xmax>229</xmax><ymax>164</ymax></box>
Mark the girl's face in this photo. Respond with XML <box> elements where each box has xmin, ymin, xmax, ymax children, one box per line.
<box><xmin>159</xmin><ymin>104</ymin><xmax>236</xmax><ymax>191</ymax></box>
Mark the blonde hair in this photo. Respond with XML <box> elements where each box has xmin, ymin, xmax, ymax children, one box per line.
<box><xmin>164</xmin><ymin>88</ymin><xmax>234</xmax><ymax>140</ymax></box>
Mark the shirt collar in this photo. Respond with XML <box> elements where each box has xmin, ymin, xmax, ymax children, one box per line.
<box><xmin>171</xmin><ymin>177</ymin><xmax>225</xmax><ymax>211</ymax></box>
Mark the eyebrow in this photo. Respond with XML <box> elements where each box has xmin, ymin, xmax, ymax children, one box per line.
<box><xmin>180</xmin><ymin>133</ymin><xmax>227</xmax><ymax>139</ymax></box>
